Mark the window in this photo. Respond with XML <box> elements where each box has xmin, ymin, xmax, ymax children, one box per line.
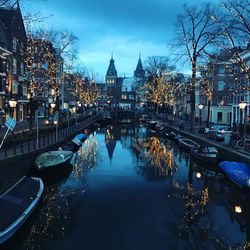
<box><xmin>20</xmin><ymin>62</ymin><xmax>24</xmax><ymax>75</ymax></box>
<box><xmin>13</xmin><ymin>58</ymin><xmax>17</xmax><ymax>74</ymax></box>
<box><xmin>23</xmin><ymin>85</ymin><xmax>27</xmax><ymax>96</ymax></box>
<box><xmin>13</xmin><ymin>37</ymin><xmax>17</xmax><ymax>52</ymax></box>
<box><xmin>217</xmin><ymin>112</ymin><xmax>222</xmax><ymax>122</ymax></box>
<box><xmin>0</xmin><ymin>76</ymin><xmax>3</xmax><ymax>92</ymax></box>
<box><xmin>12</xmin><ymin>81</ymin><xmax>18</xmax><ymax>94</ymax></box>
<box><xmin>218</xmin><ymin>81</ymin><xmax>224</xmax><ymax>91</ymax></box>
<box><xmin>218</xmin><ymin>65</ymin><xmax>225</xmax><ymax>74</ymax></box>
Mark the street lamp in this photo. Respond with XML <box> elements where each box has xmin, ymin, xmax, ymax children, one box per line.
<box><xmin>239</xmin><ymin>101</ymin><xmax>247</xmax><ymax>123</ymax></box>
<box><xmin>198</xmin><ymin>103</ymin><xmax>204</xmax><ymax>127</ymax></box>
<box><xmin>9</xmin><ymin>99</ymin><xmax>17</xmax><ymax>118</ymax></box>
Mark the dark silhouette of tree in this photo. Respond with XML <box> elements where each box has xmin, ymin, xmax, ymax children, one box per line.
<box><xmin>173</xmin><ymin>3</ymin><xmax>223</xmax><ymax>124</ymax></box>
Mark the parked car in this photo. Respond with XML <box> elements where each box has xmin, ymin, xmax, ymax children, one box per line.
<box><xmin>206</xmin><ymin>125</ymin><xmax>231</xmax><ymax>141</ymax></box>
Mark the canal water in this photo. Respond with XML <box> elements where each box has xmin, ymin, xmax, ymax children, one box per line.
<box><xmin>2</xmin><ymin>124</ymin><xmax>250</xmax><ymax>250</ymax></box>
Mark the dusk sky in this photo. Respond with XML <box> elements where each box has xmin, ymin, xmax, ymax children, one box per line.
<box><xmin>21</xmin><ymin>0</ymin><xmax>216</xmax><ymax>81</ymax></box>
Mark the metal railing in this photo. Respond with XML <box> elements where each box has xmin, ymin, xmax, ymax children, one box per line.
<box><xmin>0</xmin><ymin>116</ymin><xmax>99</xmax><ymax>160</ymax></box>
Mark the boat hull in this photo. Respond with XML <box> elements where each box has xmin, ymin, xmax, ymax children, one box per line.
<box><xmin>177</xmin><ymin>138</ymin><xmax>200</xmax><ymax>152</ymax></box>
<box><xmin>35</xmin><ymin>151</ymin><xmax>73</xmax><ymax>174</ymax></box>
<box><xmin>219</xmin><ymin>161</ymin><xmax>250</xmax><ymax>188</ymax></box>
<box><xmin>0</xmin><ymin>176</ymin><xmax>44</xmax><ymax>245</ymax></box>
<box><xmin>190</xmin><ymin>150</ymin><xmax>218</xmax><ymax>164</ymax></box>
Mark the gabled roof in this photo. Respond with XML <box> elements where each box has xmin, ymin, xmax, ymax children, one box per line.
<box><xmin>0</xmin><ymin>5</ymin><xmax>26</xmax><ymax>39</ymax></box>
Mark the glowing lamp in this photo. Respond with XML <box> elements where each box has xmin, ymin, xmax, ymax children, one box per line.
<box><xmin>50</xmin><ymin>103</ymin><xmax>56</xmax><ymax>109</ymax></box>
<box><xmin>9</xmin><ymin>99</ymin><xmax>17</xmax><ymax>108</ymax></box>
<box><xmin>196</xmin><ymin>172</ymin><xmax>202</xmax><ymax>179</ymax></box>
<box><xmin>198</xmin><ymin>104</ymin><xmax>204</xmax><ymax>110</ymax></box>
<box><xmin>239</xmin><ymin>102</ymin><xmax>247</xmax><ymax>110</ymax></box>
<box><xmin>234</xmin><ymin>205</ymin><xmax>242</xmax><ymax>214</ymax></box>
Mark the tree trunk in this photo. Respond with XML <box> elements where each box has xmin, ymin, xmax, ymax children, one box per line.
<box><xmin>190</xmin><ymin>56</ymin><xmax>197</xmax><ymax>125</ymax></box>
<box><xmin>207</xmin><ymin>99</ymin><xmax>211</xmax><ymax>128</ymax></box>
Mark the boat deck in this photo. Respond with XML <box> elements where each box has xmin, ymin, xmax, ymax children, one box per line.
<box><xmin>0</xmin><ymin>177</ymin><xmax>41</xmax><ymax>231</ymax></box>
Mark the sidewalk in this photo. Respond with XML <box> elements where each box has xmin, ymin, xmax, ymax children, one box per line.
<box><xmin>160</xmin><ymin>121</ymin><xmax>250</xmax><ymax>164</ymax></box>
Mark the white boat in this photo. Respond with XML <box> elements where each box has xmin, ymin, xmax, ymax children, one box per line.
<box><xmin>0</xmin><ymin>176</ymin><xmax>44</xmax><ymax>244</ymax></box>
<box><xmin>35</xmin><ymin>150</ymin><xmax>73</xmax><ymax>172</ymax></box>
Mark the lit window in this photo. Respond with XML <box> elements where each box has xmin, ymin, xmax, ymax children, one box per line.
<box><xmin>218</xmin><ymin>65</ymin><xmax>225</xmax><ymax>74</ymax></box>
<box><xmin>218</xmin><ymin>81</ymin><xmax>224</xmax><ymax>91</ymax></box>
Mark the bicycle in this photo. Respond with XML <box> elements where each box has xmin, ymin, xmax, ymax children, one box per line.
<box><xmin>235</xmin><ymin>137</ymin><xmax>250</xmax><ymax>150</ymax></box>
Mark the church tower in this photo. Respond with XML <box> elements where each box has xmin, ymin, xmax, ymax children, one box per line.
<box><xmin>106</xmin><ymin>54</ymin><xmax>118</xmax><ymax>84</ymax></box>
<box><xmin>134</xmin><ymin>54</ymin><xmax>145</xmax><ymax>78</ymax></box>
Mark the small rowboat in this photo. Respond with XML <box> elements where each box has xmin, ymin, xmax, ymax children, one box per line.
<box><xmin>35</xmin><ymin>150</ymin><xmax>73</xmax><ymax>173</ymax></box>
<box><xmin>190</xmin><ymin>146</ymin><xmax>218</xmax><ymax>164</ymax></box>
<box><xmin>177</xmin><ymin>138</ymin><xmax>200</xmax><ymax>152</ymax></box>
<box><xmin>0</xmin><ymin>176</ymin><xmax>44</xmax><ymax>244</ymax></box>
<box><xmin>219</xmin><ymin>161</ymin><xmax>250</xmax><ymax>188</ymax></box>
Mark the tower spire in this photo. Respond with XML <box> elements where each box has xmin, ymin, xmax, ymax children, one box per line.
<box><xmin>134</xmin><ymin>54</ymin><xmax>145</xmax><ymax>78</ymax></box>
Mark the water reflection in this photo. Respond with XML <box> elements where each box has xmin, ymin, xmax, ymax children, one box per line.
<box><xmin>8</xmin><ymin>124</ymin><xmax>250</xmax><ymax>250</ymax></box>
<box><xmin>133</xmin><ymin>136</ymin><xmax>176</xmax><ymax>180</ymax></box>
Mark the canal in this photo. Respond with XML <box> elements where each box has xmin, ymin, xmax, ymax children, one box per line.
<box><xmin>2</xmin><ymin>124</ymin><xmax>250</xmax><ymax>250</ymax></box>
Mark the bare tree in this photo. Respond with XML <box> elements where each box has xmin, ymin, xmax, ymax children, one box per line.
<box><xmin>212</xmin><ymin>0</ymin><xmax>250</xmax><ymax>79</ymax></box>
<box><xmin>144</xmin><ymin>56</ymin><xmax>175</xmax><ymax>77</ymax></box>
<box><xmin>173</xmin><ymin>3</ymin><xmax>222</xmax><ymax>123</ymax></box>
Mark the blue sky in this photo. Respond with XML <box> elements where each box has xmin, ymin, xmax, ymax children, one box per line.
<box><xmin>21</xmin><ymin>0</ymin><xmax>213</xmax><ymax>81</ymax></box>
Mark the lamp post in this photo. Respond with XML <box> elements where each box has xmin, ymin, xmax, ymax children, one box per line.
<box><xmin>239</xmin><ymin>101</ymin><xmax>247</xmax><ymax>124</ymax></box>
<box><xmin>50</xmin><ymin>103</ymin><xmax>56</xmax><ymax>125</ymax></box>
<box><xmin>9</xmin><ymin>99</ymin><xmax>17</xmax><ymax>118</ymax></box>
<box><xmin>8</xmin><ymin>99</ymin><xmax>17</xmax><ymax>135</ymax></box>
<box><xmin>198</xmin><ymin>103</ymin><xmax>203</xmax><ymax>127</ymax></box>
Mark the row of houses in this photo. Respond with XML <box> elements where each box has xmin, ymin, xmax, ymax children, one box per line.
<box><xmin>174</xmin><ymin>44</ymin><xmax>250</xmax><ymax>126</ymax></box>
<box><xmin>0</xmin><ymin>4</ymin><xmax>92</xmax><ymax>127</ymax></box>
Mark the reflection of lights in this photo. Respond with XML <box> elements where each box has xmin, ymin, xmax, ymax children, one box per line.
<box><xmin>234</xmin><ymin>205</ymin><xmax>242</xmax><ymax>214</ymax></box>
<box><xmin>196</xmin><ymin>172</ymin><xmax>202</xmax><ymax>179</ymax></box>
<box><xmin>135</xmin><ymin>136</ymin><xmax>176</xmax><ymax>177</ymax></box>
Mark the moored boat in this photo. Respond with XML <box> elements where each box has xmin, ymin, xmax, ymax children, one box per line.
<box><xmin>35</xmin><ymin>150</ymin><xmax>74</xmax><ymax>173</ymax></box>
<box><xmin>190</xmin><ymin>146</ymin><xmax>219</xmax><ymax>164</ymax></box>
<box><xmin>0</xmin><ymin>176</ymin><xmax>44</xmax><ymax>245</ymax></box>
<box><xmin>219</xmin><ymin>161</ymin><xmax>250</xmax><ymax>188</ymax></box>
<box><xmin>59</xmin><ymin>141</ymin><xmax>79</xmax><ymax>153</ymax></box>
<box><xmin>177</xmin><ymin>138</ymin><xmax>200</xmax><ymax>151</ymax></box>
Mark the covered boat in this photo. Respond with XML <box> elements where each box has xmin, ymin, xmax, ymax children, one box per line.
<box><xmin>71</xmin><ymin>136</ymin><xmax>82</xmax><ymax>147</ymax></box>
<box><xmin>219</xmin><ymin>161</ymin><xmax>250</xmax><ymax>188</ymax></box>
<box><xmin>0</xmin><ymin>176</ymin><xmax>44</xmax><ymax>244</ymax></box>
<box><xmin>74</xmin><ymin>133</ymin><xmax>88</xmax><ymax>142</ymax></box>
<box><xmin>177</xmin><ymin>138</ymin><xmax>200</xmax><ymax>151</ymax></box>
<box><xmin>59</xmin><ymin>141</ymin><xmax>79</xmax><ymax>153</ymax></box>
<box><xmin>191</xmin><ymin>146</ymin><xmax>218</xmax><ymax>164</ymax></box>
<box><xmin>35</xmin><ymin>150</ymin><xmax>73</xmax><ymax>173</ymax></box>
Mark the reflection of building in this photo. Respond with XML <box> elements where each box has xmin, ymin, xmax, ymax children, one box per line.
<box><xmin>105</xmin><ymin>125</ymin><xmax>117</xmax><ymax>161</ymax></box>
